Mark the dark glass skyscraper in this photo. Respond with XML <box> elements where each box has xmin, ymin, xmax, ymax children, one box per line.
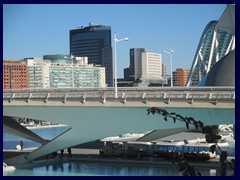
<box><xmin>124</xmin><ymin>48</ymin><xmax>145</xmax><ymax>81</ymax></box>
<box><xmin>70</xmin><ymin>23</ymin><xmax>113</xmax><ymax>86</ymax></box>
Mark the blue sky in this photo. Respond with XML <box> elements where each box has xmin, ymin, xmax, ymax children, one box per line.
<box><xmin>3</xmin><ymin>4</ymin><xmax>226</xmax><ymax>78</ymax></box>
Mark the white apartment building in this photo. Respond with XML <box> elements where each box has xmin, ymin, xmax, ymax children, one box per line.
<box><xmin>24</xmin><ymin>56</ymin><xmax>106</xmax><ymax>89</ymax></box>
<box><xmin>24</xmin><ymin>58</ymin><xmax>50</xmax><ymax>89</ymax></box>
<box><xmin>49</xmin><ymin>63</ymin><xmax>105</xmax><ymax>88</ymax></box>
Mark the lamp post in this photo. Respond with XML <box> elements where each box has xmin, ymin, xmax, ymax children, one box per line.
<box><xmin>113</xmin><ymin>32</ymin><xmax>128</xmax><ymax>98</ymax></box>
<box><xmin>71</xmin><ymin>54</ymin><xmax>74</xmax><ymax>88</ymax></box>
<box><xmin>163</xmin><ymin>48</ymin><xmax>174</xmax><ymax>87</ymax></box>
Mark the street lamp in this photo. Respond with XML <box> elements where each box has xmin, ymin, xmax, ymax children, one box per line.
<box><xmin>113</xmin><ymin>32</ymin><xmax>128</xmax><ymax>98</ymax></box>
<box><xmin>70</xmin><ymin>54</ymin><xmax>74</xmax><ymax>88</ymax></box>
<box><xmin>163</xmin><ymin>48</ymin><xmax>174</xmax><ymax>87</ymax></box>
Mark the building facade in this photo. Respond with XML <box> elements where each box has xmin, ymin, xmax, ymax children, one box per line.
<box><xmin>173</xmin><ymin>68</ymin><xmax>190</xmax><ymax>86</ymax></box>
<box><xmin>124</xmin><ymin>49</ymin><xmax>166</xmax><ymax>86</ymax></box>
<box><xmin>3</xmin><ymin>60</ymin><xmax>29</xmax><ymax>90</ymax></box>
<box><xmin>130</xmin><ymin>48</ymin><xmax>145</xmax><ymax>81</ymax></box>
<box><xmin>25</xmin><ymin>58</ymin><xmax>50</xmax><ymax>89</ymax></box>
<box><xmin>124</xmin><ymin>48</ymin><xmax>146</xmax><ymax>81</ymax></box>
<box><xmin>25</xmin><ymin>55</ymin><xmax>106</xmax><ymax>89</ymax></box>
<box><xmin>187</xmin><ymin>5</ymin><xmax>235</xmax><ymax>86</ymax></box>
<box><xmin>69</xmin><ymin>23</ymin><xmax>113</xmax><ymax>87</ymax></box>
<box><xmin>141</xmin><ymin>51</ymin><xmax>162</xmax><ymax>84</ymax></box>
<box><xmin>162</xmin><ymin>63</ymin><xmax>167</xmax><ymax>79</ymax></box>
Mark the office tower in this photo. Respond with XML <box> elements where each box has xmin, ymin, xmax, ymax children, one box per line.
<box><xmin>141</xmin><ymin>51</ymin><xmax>162</xmax><ymax>83</ymax></box>
<box><xmin>124</xmin><ymin>48</ymin><xmax>164</xmax><ymax>85</ymax></box>
<box><xmin>3</xmin><ymin>60</ymin><xmax>29</xmax><ymax>90</ymax></box>
<box><xmin>124</xmin><ymin>48</ymin><xmax>145</xmax><ymax>81</ymax></box>
<box><xmin>70</xmin><ymin>23</ymin><xmax>112</xmax><ymax>86</ymax></box>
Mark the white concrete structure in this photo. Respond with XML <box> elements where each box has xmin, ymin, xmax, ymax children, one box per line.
<box><xmin>141</xmin><ymin>51</ymin><xmax>163</xmax><ymax>83</ymax></box>
<box><xmin>187</xmin><ymin>4</ymin><xmax>235</xmax><ymax>86</ymax></box>
<box><xmin>75</xmin><ymin>56</ymin><xmax>88</xmax><ymax>65</ymax></box>
<box><xmin>3</xmin><ymin>87</ymin><xmax>234</xmax><ymax>164</ymax></box>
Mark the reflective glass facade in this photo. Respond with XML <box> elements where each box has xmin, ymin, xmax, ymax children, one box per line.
<box><xmin>27</xmin><ymin>56</ymin><xmax>106</xmax><ymax>89</ymax></box>
<box><xmin>70</xmin><ymin>25</ymin><xmax>113</xmax><ymax>86</ymax></box>
<box><xmin>49</xmin><ymin>64</ymin><xmax>105</xmax><ymax>88</ymax></box>
<box><xmin>125</xmin><ymin>48</ymin><xmax>145</xmax><ymax>81</ymax></box>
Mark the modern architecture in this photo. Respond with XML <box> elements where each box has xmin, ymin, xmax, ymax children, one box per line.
<box><xmin>141</xmin><ymin>51</ymin><xmax>162</xmax><ymax>84</ymax></box>
<box><xmin>187</xmin><ymin>4</ymin><xmax>235</xmax><ymax>86</ymax></box>
<box><xmin>124</xmin><ymin>48</ymin><xmax>164</xmax><ymax>85</ymax></box>
<box><xmin>199</xmin><ymin>49</ymin><xmax>235</xmax><ymax>86</ymax></box>
<box><xmin>124</xmin><ymin>48</ymin><xmax>145</xmax><ymax>81</ymax></box>
<box><xmin>25</xmin><ymin>55</ymin><xmax>106</xmax><ymax>89</ymax></box>
<box><xmin>69</xmin><ymin>23</ymin><xmax>113</xmax><ymax>86</ymax></box>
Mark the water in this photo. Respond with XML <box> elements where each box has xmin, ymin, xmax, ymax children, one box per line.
<box><xmin>3</xmin><ymin>127</ymin><xmax>235</xmax><ymax>176</ymax></box>
<box><xmin>3</xmin><ymin>126</ymin><xmax>70</xmax><ymax>149</ymax></box>
<box><xmin>218</xmin><ymin>143</ymin><xmax>235</xmax><ymax>157</ymax></box>
<box><xmin>4</xmin><ymin>161</ymin><xmax>223</xmax><ymax>176</ymax></box>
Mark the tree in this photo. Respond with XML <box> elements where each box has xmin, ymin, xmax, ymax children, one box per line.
<box><xmin>147</xmin><ymin>107</ymin><xmax>235</xmax><ymax>176</ymax></box>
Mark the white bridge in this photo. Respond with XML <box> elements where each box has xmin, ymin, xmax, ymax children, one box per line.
<box><xmin>3</xmin><ymin>86</ymin><xmax>235</xmax><ymax>105</ymax></box>
<box><xmin>3</xmin><ymin>87</ymin><xmax>235</xmax><ymax>165</ymax></box>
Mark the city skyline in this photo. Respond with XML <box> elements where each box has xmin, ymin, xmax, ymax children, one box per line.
<box><xmin>3</xmin><ymin>4</ymin><xmax>226</xmax><ymax>78</ymax></box>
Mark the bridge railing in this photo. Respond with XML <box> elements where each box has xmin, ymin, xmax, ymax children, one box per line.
<box><xmin>3</xmin><ymin>87</ymin><xmax>235</xmax><ymax>104</ymax></box>
<box><xmin>3</xmin><ymin>86</ymin><xmax>235</xmax><ymax>93</ymax></box>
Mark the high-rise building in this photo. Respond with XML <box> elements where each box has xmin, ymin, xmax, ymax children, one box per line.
<box><xmin>124</xmin><ymin>48</ymin><xmax>165</xmax><ymax>85</ymax></box>
<box><xmin>162</xmin><ymin>63</ymin><xmax>167</xmax><ymax>78</ymax></box>
<box><xmin>141</xmin><ymin>51</ymin><xmax>162</xmax><ymax>84</ymax></box>
<box><xmin>187</xmin><ymin>5</ymin><xmax>235</xmax><ymax>86</ymax></box>
<box><xmin>3</xmin><ymin>60</ymin><xmax>29</xmax><ymax>90</ymax></box>
<box><xmin>173</xmin><ymin>68</ymin><xmax>190</xmax><ymax>86</ymax></box>
<box><xmin>69</xmin><ymin>23</ymin><xmax>113</xmax><ymax>86</ymax></box>
<box><xmin>124</xmin><ymin>48</ymin><xmax>145</xmax><ymax>81</ymax></box>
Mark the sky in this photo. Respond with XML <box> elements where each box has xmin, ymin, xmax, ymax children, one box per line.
<box><xmin>3</xmin><ymin>4</ymin><xmax>226</xmax><ymax>78</ymax></box>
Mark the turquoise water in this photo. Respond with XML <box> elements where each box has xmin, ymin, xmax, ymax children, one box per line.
<box><xmin>4</xmin><ymin>161</ymin><xmax>222</xmax><ymax>176</ymax></box>
<box><xmin>3</xmin><ymin>126</ymin><xmax>70</xmax><ymax>149</ymax></box>
<box><xmin>3</xmin><ymin>126</ymin><xmax>235</xmax><ymax>176</ymax></box>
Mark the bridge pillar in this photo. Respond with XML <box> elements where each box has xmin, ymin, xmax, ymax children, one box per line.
<box><xmin>9</xmin><ymin>93</ymin><xmax>15</xmax><ymax>103</ymax></box>
<box><xmin>63</xmin><ymin>93</ymin><xmax>68</xmax><ymax>103</ymax></box>
<box><xmin>44</xmin><ymin>93</ymin><xmax>50</xmax><ymax>103</ymax></box>
<box><xmin>27</xmin><ymin>93</ymin><xmax>32</xmax><ymax>103</ymax></box>
<box><xmin>102</xmin><ymin>94</ymin><xmax>106</xmax><ymax>104</ymax></box>
<box><xmin>82</xmin><ymin>93</ymin><xmax>86</xmax><ymax>103</ymax></box>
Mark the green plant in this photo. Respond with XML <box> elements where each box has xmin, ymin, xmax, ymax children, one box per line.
<box><xmin>147</xmin><ymin>107</ymin><xmax>235</xmax><ymax>176</ymax></box>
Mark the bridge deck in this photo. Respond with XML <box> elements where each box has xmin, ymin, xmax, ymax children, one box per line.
<box><xmin>3</xmin><ymin>87</ymin><xmax>235</xmax><ymax>105</ymax></box>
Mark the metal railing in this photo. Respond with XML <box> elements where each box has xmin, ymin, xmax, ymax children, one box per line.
<box><xmin>3</xmin><ymin>86</ymin><xmax>235</xmax><ymax>104</ymax></box>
